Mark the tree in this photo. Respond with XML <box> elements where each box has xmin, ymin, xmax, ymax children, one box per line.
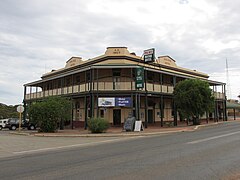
<box><xmin>29</xmin><ymin>96</ymin><xmax>71</xmax><ymax>132</ymax></box>
<box><xmin>0</xmin><ymin>103</ymin><xmax>18</xmax><ymax>119</ymax></box>
<box><xmin>173</xmin><ymin>79</ymin><xmax>214</xmax><ymax>125</ymax></box>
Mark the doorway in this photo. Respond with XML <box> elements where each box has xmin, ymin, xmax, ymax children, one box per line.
<box><xmin>148</xmin><ymin>109</ymin><xmax>154</xmax><ymax>123</ymax></box>
<box><xmin>113</xmin><ymin>109</ymin><xmax>121</xmax><ymax>126</ymax></box>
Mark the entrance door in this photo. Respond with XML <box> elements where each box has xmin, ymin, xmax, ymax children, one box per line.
<box><xmin>148</xmin><ymin>109</ymin><xmax>154</xmax><ymax>124</ymax></box>
<box><xmin>113</xmin><ymin>109</ymin><xmax>121</xmax><ymax>126</ymax></box>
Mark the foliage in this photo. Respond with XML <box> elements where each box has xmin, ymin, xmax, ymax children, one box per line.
<box><xmin>173</xmin><ymin>79</ymin><xmax>214</xmax><ymax>125</ymax></box>
<box><xmin>29</xmin><ymin>96</ymin><xmax>71</xmax><ymax>132</ymax></box>
<box><xmin>88</xmin><ymin>117</ymin><xmax>109</xmax><ymax>133</ymax></box>
<box><xmin>0</xmin><ymin>103</ymin><xmax>18</xmax><ymax>119</ymax></box>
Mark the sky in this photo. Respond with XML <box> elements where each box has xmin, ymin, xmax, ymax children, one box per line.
<box><xmin>0</xmin><ymin>0</ymin><xmax>239</xmax><ymax>105</ymax></box>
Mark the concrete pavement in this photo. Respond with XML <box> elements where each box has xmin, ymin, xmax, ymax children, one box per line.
<box><xmin>10</xmin><ymin>118</ymin><xmax>240</xmax><ymax>137</ymax></box>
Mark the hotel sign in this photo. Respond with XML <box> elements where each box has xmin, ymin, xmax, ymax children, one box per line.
<box><xmin>98</xmin><ymin>98</ymin><xmax>115</xmax><ymax>107</ymax></box>
<box><xmin>98</xmin><ymin>97</ymin><xmax>132</xmax><ymax>107</ymax></box>
<box><xmin>144</xmin><ymin>48</ymin><xmax>155</xmax><ymax>63</ymax></box>
<box><xmin>115</xmin><ymin>97</ymin><xmax>131</xmax><ymax>107</ymax></box>
<box><xmin>136</xmin><ymin>67</ymin><xmax>144</xmax><ymax>89</ymax></box>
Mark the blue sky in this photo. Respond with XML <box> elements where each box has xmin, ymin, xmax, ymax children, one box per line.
<box><xmin>0</xmin><ymin>0</ymin><xmax>239</xmax><ymax>105</ymax></box>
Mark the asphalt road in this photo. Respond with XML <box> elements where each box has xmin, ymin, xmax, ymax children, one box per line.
<box><xmin>1</xmin><ymin>121</ymin><xmax>240</xmax><ymax>180</ymax></box>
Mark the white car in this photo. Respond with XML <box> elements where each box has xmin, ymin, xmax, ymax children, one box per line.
<box><xmin>0</xmin><ymin>119</ymin><xmax>8</xmax><ymax>130</ymax></box>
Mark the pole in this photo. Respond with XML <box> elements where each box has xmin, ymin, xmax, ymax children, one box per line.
<box><xmin>19</xmin><ymin>112</ymin><xmax>22</xmax><ymax>132</ymax></box>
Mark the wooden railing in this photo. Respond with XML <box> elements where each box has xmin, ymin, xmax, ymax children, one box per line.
<box><xmin>25</xmin><ymin>82</ymin><xmax>224</xmax><ymax>100</ymax></box>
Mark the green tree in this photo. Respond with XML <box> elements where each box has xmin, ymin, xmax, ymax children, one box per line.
<box><xmin>0</xmin><ymin>103</ymin><xmax>18</xmax><ymax>119</ymax></box>
<box><xmin>29</xmin><ymin>96</ymin><xmax>71</xmax><ymax>132</ymax></box>
<box><xmin>173</xmin><ymin>79</ymin><xmax>214</xmax><ymax>125</ymax></box>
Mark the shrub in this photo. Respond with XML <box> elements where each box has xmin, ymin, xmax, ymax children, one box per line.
<box><xmin>29</xmin><ymin>97</ymin><xmax>71</xmax><ymax>133</ymax></box>
<box><xmin>88</xmin><ymin>117</ymin><xmax>109</xmax><ymax>133</ymax></box>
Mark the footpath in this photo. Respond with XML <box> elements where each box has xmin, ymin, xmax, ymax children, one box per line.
<box><xmin>11</xmin><ymin>118</ymin><xmax>240</xmax><ymax>137</ymax></box>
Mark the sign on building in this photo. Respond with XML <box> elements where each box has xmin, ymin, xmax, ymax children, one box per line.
<box><xmin>144</xmin><ymin>48</ymin><xmax>155</xmax><ymax>63</ymax></box>
<box><xmin>98</xmin><ymin>98</ymin><xmax>115</xmax><ymax>107</ymax></box>
<box><xmin>136</xmin><ymin>67</ymin><xmax>144</xmax><ymax>89</ymax></box>
<box><xmin>115</xmin><ymin>97</ymin><xmax>132</xmax><ymax>107</ymax></box>
<box><xmin>98</xmin><ymin>97</ymin><xmax>132</xmax><ymax>107</ymax></box>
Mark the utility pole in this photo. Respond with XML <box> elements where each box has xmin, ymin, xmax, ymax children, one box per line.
<box><xmin>226</xmin><ymin>58</ymin><xmax>232</xmax><ymax>100</ymax></box>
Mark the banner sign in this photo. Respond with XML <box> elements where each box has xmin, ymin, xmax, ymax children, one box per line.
<box><xmin>136</xmin><ymin>67</ymin><xmax>144</xmax><ymax>89</ymax></box>
<box><xmin>115</xmin><ymin>97</ymin><xmax>132</xmax><ymax>107</ymax></box>
<box><xmin>98</xmin><ymin>98</ymin><xmax>115</xmax><ymax>107</ymax></box>
<box><xmin>98</xmin><ymin>97</ymin><xmax>132</xmax><ymax>107</ymax></box>
<box><xmin>143</xmin><ymin>48</ymin><xmax>155</xmax><ymax>63</ymax></box>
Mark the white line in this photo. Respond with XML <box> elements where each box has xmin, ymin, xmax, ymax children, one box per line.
<box><xmin>187</xmin><ymin>131</ymin><xmax>240</xmax><ymax>144</ymax></box>
<box><xmin>13</xmin><ymin>137</ymin><xmax>141</xmax><ymax>155</ymax></box>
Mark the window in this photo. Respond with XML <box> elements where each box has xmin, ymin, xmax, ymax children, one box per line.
<box><xmin>75</xmin><ymin>75</ymin><xmax>80</xmax><ymax>84</ymax></box>
<box><xmin>113</xmin><ymin>69</ymin><xmax>121</xmax><ymax>90</ymax></box>
<box><xmin>100</xmin><ymin>109</ymin><xmax>104</xmax><ymax>118</ymax></box>
<box><xmin>76</xmin><ymin>102</ymin><xmax>80</xmax><ymax>109</ymax></box>
<box><xmin>113</xmin><ymin>77</ymin><xmax>120</xmax><ymax>90</ymax></box>
<box><xmin>147</xmin><ymin>71</ymin><xmax>154</xmax><ymax>82</ymax></box>
<box><xmin>86</xmin><ymin>71</ymin><xmax>91</xmax><ymax>82</ymax></box>
<box><xmin>113</xmin><ymin>69</ymin><xmax>121</xmax><ymax>77</ymax></box>
<box><xmin>57</xmin><ymin>79</ymin><xmax>62</xmax><ymax>88</ymax></box>
<box><xmin>66</xmin><ymin>77</ymin><xmax>71</xmax><ymax>86</ymax></box>
<box><xmin>132</xmin><ymin>69</ymin><xmax>136</xmax><ymax>79</ymax></box>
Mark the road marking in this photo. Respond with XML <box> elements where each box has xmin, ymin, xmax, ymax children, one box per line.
<box><xmin>187</xmin><ymin>131</ymin><xmax>240</xmax><ymax>144</ymax></box>
<box><xmin>13</xmin><ymin>136</ymin><xmax>142</xmax><ymax>155</ymax></box>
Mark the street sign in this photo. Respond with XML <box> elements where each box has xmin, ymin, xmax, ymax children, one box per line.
<box><xmin>144</xmin><ymin>48</ymin><xmax>155</xmax><ymax>63</ymax></box>
<box><xmin>17</xmin><ymin>105</ymin><xmax>24</xmax><ymax>113</ymax></box>
<box><xmin>136</xmin><ymin>67</ymin><xmax>144</xmax><ymax>89</ymax></box>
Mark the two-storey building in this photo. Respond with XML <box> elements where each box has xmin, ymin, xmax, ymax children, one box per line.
<box><xmin>23</xmin><ymin>47</ymin><xmax>227</xmax><ymax>128</ymax></box>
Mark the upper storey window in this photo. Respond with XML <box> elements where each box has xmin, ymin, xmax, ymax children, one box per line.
<box><xmin>113</xmin><ymin>69</ymin><xmax>121</xmax><ymax>77</ymax></box>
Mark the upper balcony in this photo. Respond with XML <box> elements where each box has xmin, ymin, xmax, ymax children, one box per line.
<box><xmin>25</xmin><ymin>82</ymin><xmax>174</xmax><ymax>100</ymax></box>
<box><xmin>25</xmin><ymin>81</ymin><xmax>225</xmax><ymax>100</ymax></box>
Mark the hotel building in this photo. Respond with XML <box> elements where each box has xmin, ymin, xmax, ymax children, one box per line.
<box><xmin>24</xmin><ymin>47</ymin><xmax>227</xmax><ymax>128</ymax></box>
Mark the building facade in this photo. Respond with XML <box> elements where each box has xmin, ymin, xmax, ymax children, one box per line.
<box><xmin>24</xmin><ymin>47</ymin><xmax>227</xmax><ymax>128</ymax></box>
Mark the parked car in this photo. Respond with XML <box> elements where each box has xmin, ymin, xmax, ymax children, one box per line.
<box><xmin>0</xmin><ymin>119</ymin><xmax>8</xmax><ymax>130</ymax></box>
<box><xmin>5</xmin><ymin>118</ymin><xmax>36</xmax><ymax>130</ymax></box>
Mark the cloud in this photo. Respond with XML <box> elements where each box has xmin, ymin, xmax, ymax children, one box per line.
<box><xmin>0</xmin><ymin>0</ymin><xmax>239</xmax><ymax>105</ymax></box>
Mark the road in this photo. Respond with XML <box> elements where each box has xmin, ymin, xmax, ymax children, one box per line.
<box><xmin>1</xmin><ymin>121</ymin><xmax>240</xmax><ymax>180</ymax></box>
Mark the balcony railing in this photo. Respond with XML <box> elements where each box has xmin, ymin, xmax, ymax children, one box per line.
<box><xmin>213</xmin><ymin>92</ymin><xmax>225</xmax><ymax>99</ymax></box>
<box><xmin>25</xmin><ymin>82</ymin><xmax>225</xmax><ymax>100</ymax></box>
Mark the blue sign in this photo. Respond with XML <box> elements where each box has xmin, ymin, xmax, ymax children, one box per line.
<box><xmin>115</xmin><ymin>97</ymin><xmax>132</xmax><ymax>107</ymax></box>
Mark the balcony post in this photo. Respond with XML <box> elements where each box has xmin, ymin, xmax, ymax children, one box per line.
<box><xmin>135</xmin><ymin>93</ymin><xmax>139</xmax><ymax>120</ymax></box>
<box><xmin>97</xmin><ymin>68</ymin><xmax>99</xmax><ymax>117</ymax></box>
<box><xmin>30</xmin><ymin>86</ymin><xmax>32</xmax><ymax>100</ymax></box>
<box><xmin>144</xmin><ymin>69</ymin><xmax>148</xmax><ymax>128</ymax></box>
<box><xmin>72</xmin><ymin>74</ymin><xmax>74</xmax><ymax>94</ymax></box>
<box><xmin>160</xmin><ymin>73</ymin><xmax>163</xmax><ymax>92</ymax></box>
<box><xmin>224</xmin><ymin>84</ymin><xmax>228</xmax><ymax>121</ymax></box>
<box><xmin>89</xmin><ymin>68</ymin><xmax>94</xmax><ymax>118</ymax></box>
<box><xmin>84</xmin><ymin>95</ymin><xmax>88</xmax><ymax>129</ymax></box>
<box><xmin>23</xmin><ymin>86</ymin><xmax>27</xmax><ymax>121</ymax></box>
<box><xmin>160</xmin><ymin>95</ymin><xmax>164</xmax><ymax>127</ymax></box>
<box><xmin>145</xmin><ymin>93</ymin><xmax>148</xmax><ymax>128</ymax></box>
<box><xmin>173</xmin><ymin>76</ymin><xmax>177</xmax><ymax>126</ymax></box>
